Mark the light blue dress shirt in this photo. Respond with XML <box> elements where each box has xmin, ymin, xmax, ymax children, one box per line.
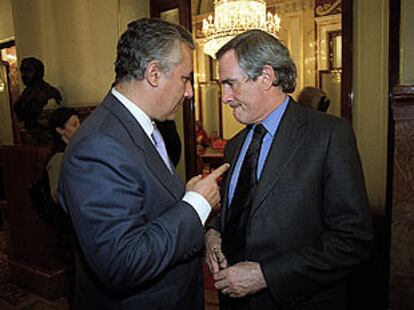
<box><xmin>228</xmin><ymin>96</ymin><xmax>290</xmax><ymax>206</ymax></box>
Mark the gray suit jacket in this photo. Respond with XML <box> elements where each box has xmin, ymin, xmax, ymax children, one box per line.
<box><xmin>209</xmin><ymin>100</ymin><xmax>374</xmax><ymax>309</ymax></box>
<box><xmin>59</xmin><ymin>93</ymin><xmax>204</xmax><ymax>309</ymax></box>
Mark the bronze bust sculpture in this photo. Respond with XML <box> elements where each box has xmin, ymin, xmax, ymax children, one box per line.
<box><xmin>14</xmin><ymin>57</ymin><xmax>62</xmax><ymax>129</ymax></box>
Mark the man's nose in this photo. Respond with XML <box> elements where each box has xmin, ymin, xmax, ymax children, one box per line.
<box><xmin>184</xmin><ymin>81</ymin><xmax>193</xmax><ymax>99</ymax></box>
<box><xmin>222</xmin><ymin>87</ymin><xmax>234</xmax><ymax>104</ymax></box>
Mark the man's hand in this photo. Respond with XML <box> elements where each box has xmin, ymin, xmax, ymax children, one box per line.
<box><xmin>213</xmin><ymin>262</ymin><xmax>267</xmax><ymax>298</ymax></box>
<box><xmin>186</xmin><ymin>163</ymin><xmax>230</xmax><ymax>208</ymax></box>
<box><xmin>205</xmin><ymin>229</ymin><xmax>228</xmax><ymax>274</ymax></box>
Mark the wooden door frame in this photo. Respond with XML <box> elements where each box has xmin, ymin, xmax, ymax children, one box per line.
<box><xmin>341</xmin><ymin>0</ymin><xmax>353</xmax><ymax>122</ymax></box>
<box><xmin>386</xmin><ymin>0</ymin><xmax>400</xmax><ymax>306</ymax></box>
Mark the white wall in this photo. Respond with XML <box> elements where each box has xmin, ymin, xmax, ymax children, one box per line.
<box><xmin>0</xmin><ymin>0</ymin><xmax>14</xmax><ymax>42</ymax></box>
<box><xmin>353</xmin><ymin>0</ymin><xmax>389</xmax><ymax>214</ymax></box>
<box><xmin>120</xmin><ymin>0</ymin><xmax>150</xmax><ymax>33</ymax></box>
<box><xmin>11</xmin><ymin>0</ymin><xmax>149</xmax><ymax>107</ymax></box>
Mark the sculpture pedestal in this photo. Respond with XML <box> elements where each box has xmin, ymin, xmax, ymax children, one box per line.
<box><xmin>0</xmin><ymin>145</ymin><xmax>66</xmax><ymax>300</ymax></box>
<box><xmin>9</xmin><ymin>259</ymin><xmax>65</xmax><ymax>300</ymax></box>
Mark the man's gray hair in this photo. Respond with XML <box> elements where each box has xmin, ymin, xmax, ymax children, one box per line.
<box><xmin>114</xmin><ymin>18</ymin><xmax>194</xmax><ymax>85</ymax></box>
<box><xmin>216</xmin><ymin>30</ymin><xmax>297</xmax><ymax>93</ymax></box>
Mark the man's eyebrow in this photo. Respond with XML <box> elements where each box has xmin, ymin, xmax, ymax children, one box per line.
<box><xmin>220</xmin><ymin>78</ymin><xmax>236</xmax><ymax>84</ymax></box>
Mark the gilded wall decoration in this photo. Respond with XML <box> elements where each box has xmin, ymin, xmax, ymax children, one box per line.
<box><xmin>315</xmin><ymin>0</ymin><xmax>341</xmax><ymax>16</ymax></box>
<box><xmin>268</xmin><ymin>0</ymin><xmax>314</xmax><ymax>14</ymax></box>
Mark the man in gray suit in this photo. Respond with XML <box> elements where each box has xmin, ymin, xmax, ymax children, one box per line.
<box><xmin>205</xmin><ymin>30</ymin><xmax>374</xmax><ymax>309</ymax></box>
<box><xmin>59</xmin><ymin>18</ymin><xmax>228</xmax><ymax>309</ymax></box>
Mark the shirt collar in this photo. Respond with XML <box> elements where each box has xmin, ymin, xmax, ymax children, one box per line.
<box><xmin>111</xmin><ymin>88</ymin><xmax>155</xmax><ymax>140</ymax></box>
<box><xmin>259</xmin><ymin>96</ymin><xmax>290</xmax><ymax>137</ymax></box>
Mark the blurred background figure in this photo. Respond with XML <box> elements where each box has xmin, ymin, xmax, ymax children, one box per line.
<box><xmin>47</xmin><ymin>107</ymin><xmax>80</xmax><ymax>204</ymax></box>
<box><xmin>14</xmin><ymin>57</ymin><xmax>62</xmax><ymax>129</ymax></box>
<box><xmin>209</xmin><ymin>130</ymin><xmax>227</xmax><ymax>151</ymax></box>
<box><xmin>46</xmin><ymin>106</ymin><xmax>80</xmax><ymax>308</ymax></box>
<box><xmin>296</xmin><ymin>86</ymin><xmax>330</xmax><ymax>112</ymax></box>
<box><xmin>196</xmin><ymin>120</ymin><xmax>210</xmax><ymax>150</ymax></box>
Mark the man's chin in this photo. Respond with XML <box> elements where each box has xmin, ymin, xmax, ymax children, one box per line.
<box><xmin>154</xmin><ymin>114</ymin><xmax>175</xmax><ymax>122</ymax></box>
<box><xmin>165</xmin><ymin>113</ymin><xmax>176</xmax><ymax>121</ymax></box>
<box><xmin>167</xmin><ymin>105</ymin><xmax>182</xmax><ymax>120</ymax></box>
<box><xmin>233</xmin><ymin>110</ymin><xmax>247</xmax><ymax>124</ymax></box>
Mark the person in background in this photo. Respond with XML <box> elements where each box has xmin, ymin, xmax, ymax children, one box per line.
<box><xmin>195</xmin><ymin>120</ymin><xmax>211</xmax><ymax>175</ymax></box>
<box><xmin>47</xmin><ymin>107</ymin><xmax>80</xmax><ymax>203</ymax></box>
<box><xmin>296</xmin><ymin>86</ymin><xmax>330</xmax><ymax>112</ymax></box>
<box><xmin>58</xmin><ymin>18</ymin><xmax>229</xmax><ymax>310</ymax></box>
<box><xmin>196</xmin><ymin>120</ymin><xmax>210</xmax><ymax>149</ymax></box>
<box><xmin>47</xmin><ymin>107</ymin><xmax>80</xmax><ymax>309</ymax></box>
<box><xmin>205</xmin><ymin>29</ymin><xmax>373</xmax><ymax>310</ymax></box>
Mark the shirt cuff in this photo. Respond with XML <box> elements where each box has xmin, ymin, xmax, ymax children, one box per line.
<box><xmin>182</xmin><ymin>191</ymin><xmax>212</xmax><ymax>225</ymax></box>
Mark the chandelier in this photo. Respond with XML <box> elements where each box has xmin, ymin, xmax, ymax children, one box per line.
<box><xmin>202</xmin><ymin>0</ymin><xmax>281</xmax><ymax>58</ymax></box>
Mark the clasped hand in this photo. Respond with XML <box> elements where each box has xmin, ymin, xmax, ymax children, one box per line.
<box><xmin>205</xmin><ymin>230</ymin><xmax>267</xmax><ymax>298</ymax></box>
<box><xmin>213</xmin><ymin>261</ymin><xmax>267</xmax><ymax>298</ymax></box>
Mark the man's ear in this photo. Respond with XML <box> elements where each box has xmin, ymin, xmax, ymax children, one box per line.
<box><xmin>261</xmin><ymin>65</ymin><xmax>275</xmax><ymax>90</ymax></box>
<box><xmin>145</xmin><ymin>61</ymin><xmax>162</xmax><ymax>87</ymax></box>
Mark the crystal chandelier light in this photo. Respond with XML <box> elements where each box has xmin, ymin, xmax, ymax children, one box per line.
<box><xmin>202</xmin><ymin>0</ymin><xmax>281</xmax><ymax>58</ymax></box>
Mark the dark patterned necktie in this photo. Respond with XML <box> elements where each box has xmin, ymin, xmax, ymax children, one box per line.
<box><xmin>222</xmin><ymin>124</ymin><xmax>267</xmax><ymax>264</ymax></box>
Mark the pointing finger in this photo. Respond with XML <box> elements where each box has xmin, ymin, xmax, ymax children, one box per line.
<box><xmin>205</xmin><ymin>163</ymin><xmax>230</xmax><ymax>180</ymax></box>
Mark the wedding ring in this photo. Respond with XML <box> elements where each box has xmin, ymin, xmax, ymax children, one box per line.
<box><xmin>211</xmin><ymin>246</ymin><xmax>217</xmax><ymax>252</ymax></box>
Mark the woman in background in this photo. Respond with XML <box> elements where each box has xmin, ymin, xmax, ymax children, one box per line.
<box><xmin>46</xmin><ymin>107</ymin><xmax>80</xmax><ymax>309</ymax></box>
<box><xmin>47</xmin><ymin>107</ymin><xmax>80</xmax><ymax>203</ymax></box>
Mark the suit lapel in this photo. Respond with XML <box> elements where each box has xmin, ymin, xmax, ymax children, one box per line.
<box><xmin>250</xmin><ymin>102</ymin><xmax>308</xmax><ymax>217</ymax></box>
<box><xmin>144</xmin><ymin>148</ymin><xmax>184</xmax><ymax>199</ymax></box>
<box><xmin>102</xmin><ymin>94</ymin><xmax>183</xmax><ymax>200</ymax></box>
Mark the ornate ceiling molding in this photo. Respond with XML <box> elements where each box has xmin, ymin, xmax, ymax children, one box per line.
<box><xmin>268</xmin><ymin>0</ymin><xmax>314</xmax><ymax>14</ymax></box>
<box><xmin>315</xmin><ymin>0</ymin><xmax>342</xmax><ymax>17</ymax></box>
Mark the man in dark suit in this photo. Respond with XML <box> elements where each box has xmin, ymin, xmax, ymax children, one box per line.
<box><xmin>58</xmin><ymin>18</ymin><xmax>228</xmax><ymax>309</ymax></box>
<box><xmin>205</xmin><ymin>30</ymin><xmax>374</xmax><ymax>309</ymax></box>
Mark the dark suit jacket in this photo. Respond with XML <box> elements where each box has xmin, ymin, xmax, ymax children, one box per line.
<box><xmin>59</xmin><ymin>93</ymin><xmax>204</xmax><ymax>309</ymax></box>
<box><xmin>209</xmin><ymin>100</ymin><xmax>374</xmax><ymax>309</ymax></box>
